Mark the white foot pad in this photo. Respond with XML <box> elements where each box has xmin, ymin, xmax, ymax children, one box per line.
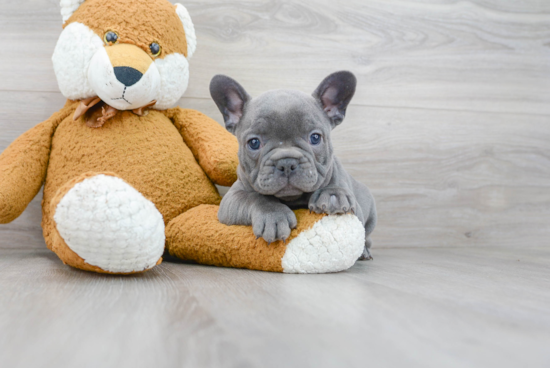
<box><xmin>54</xmin><ymin>175</ymin><xmax>165</xmax><ymax>273</ymax></box>
<box><xmin>282</xmin><ymin>214</ymin><xmax>365</xmax><ymax>274</ymax></box>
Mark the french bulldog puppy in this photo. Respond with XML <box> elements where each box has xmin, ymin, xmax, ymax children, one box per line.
<box><xmin>210</xmin><ymin>71</ymin><xmax>376</xmax><ymax>260</ymax></box>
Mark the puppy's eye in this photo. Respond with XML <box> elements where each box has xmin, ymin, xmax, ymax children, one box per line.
<box><xmin>150</xmin><ymin>42</ymin><xmax>162</xmax><ymax>57</ymax></box>
<box><xmin>248</xmin><ymin>138</ymin><xmax>261</xmax><ymax>150</ymax></box>
<box><xmin>310</xmin><ymin>133</ymin><xmax>322</xmax><ymax>145</ymax></box>
<box><xmin>104</xmin><ymin>31</ymin><xmax>118</xmax><ymax>44</ymax></box>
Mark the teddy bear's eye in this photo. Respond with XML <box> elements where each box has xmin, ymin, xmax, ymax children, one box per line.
<box><xmin>104</xmin><ymin>31</ymin><xmax>118</xmax><ymax>44</ymax></box>
<box><xmin>150</xmin><ymin>42</ymin><xmax>162</xmax><ymax>57</ymax></box>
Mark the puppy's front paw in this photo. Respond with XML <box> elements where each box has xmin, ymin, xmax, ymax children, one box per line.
<box><xmin>309</xmin><ymin>187</ymin><xmax>357</xmax><ymax>215</ymax></box>
<box><xmin>252</xmin><ymin>206</ymin><xmax>297</xmax><ymax>244</ymax></box>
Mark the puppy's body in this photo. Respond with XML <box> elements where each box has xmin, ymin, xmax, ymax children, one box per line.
<box><xmin>211</xmin><ymin>72</ymin><xmax>376</xmax><ymax>259</ymax></box>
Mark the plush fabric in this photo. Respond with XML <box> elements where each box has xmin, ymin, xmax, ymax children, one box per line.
<box><xmin>52</xmin><ymin>22</ymin><xmax>104</xmax><ymax>100</ymax></box>
<box><xmin>166</xmin><ymin>206</ymin><xmax>324</xmax><ymax>272</ymax></box>
<box><xmin>164</xmin><ymin>108</ymin><xmax>239</xmax><ymax>187</ymax></box>
<box><xmin>0</xmin><ymin>105</ymin><xmax>73</xmax><ymax>223</ymax></box>
<box><xmin>175</xmin><ymin>4</ymin><xmax>197</xmax><ymax>58</ymax></box>
<box><xmin>154</xmin><ymin>53</ymin><xmax>190</xmax><ymax>110</ymax></box>
<box><xmin>53</xmin><ymin>0</ymin><xmax>195</xmax><ymax>108</ymax></box>
<box><xmin>166</xmin><ymin>206</ymin><xmax>365</xmax><ymax>274</ymax></box>
<box><xmin>41</xmin><ymin>102</ymin><xmax>225</xmax><ymax>249</ymax></box>
<box><xmin>48</xmin><ymin>171</ymin><xmax>164</xmax><ymax>274</ymax></box>
<box><xmin>60</xmin><ymin>0</ymin><xmax>86</xmax><ymax>23</ymax></box>
<box><xmin>53</xmin><ymin>173</ymin><xmax>165</xmax><ymax>273</ymax></box>
<box><xmin>34</xmin><ymin>101</ymin><xmax>235</xmax><ymax>273</ymax></box>
<box><xmin>66</xmin><ymin>0</ymin><xmax>189</xmax><ymax>58</ymax></box>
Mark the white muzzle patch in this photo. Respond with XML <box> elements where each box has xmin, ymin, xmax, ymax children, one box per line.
<box><xmin>88</xmin><ymin>48</ymin><xmax>161</xmax><ymax>111</ymax></box>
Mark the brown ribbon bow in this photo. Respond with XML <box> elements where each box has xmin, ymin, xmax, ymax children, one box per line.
<box><xmin>73</xmin><ymin>97</ymin><xmax>157</xmax><ymax>128</ymax></box>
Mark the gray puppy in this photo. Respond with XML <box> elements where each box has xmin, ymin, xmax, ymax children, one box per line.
<box><xmin>210</xmin><ymin>71</ymin><xmax>376</xmax><ymax>260</ymax></box>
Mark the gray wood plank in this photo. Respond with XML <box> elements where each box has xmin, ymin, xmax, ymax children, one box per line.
<box><xmin>0</xmin><ymin>247</ymin><xmax>548</xmax><ymax>368</ymax></box>
<box><xmin>0</xmin><ymin>0</ymin><xmax>549</xmax><ymax>115</ymax></box>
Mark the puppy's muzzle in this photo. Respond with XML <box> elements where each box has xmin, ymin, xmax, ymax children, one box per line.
<box><xmin>255</xmin><ymin>147</ymin><xmax>319</xmax><ymax>196</ymax></box>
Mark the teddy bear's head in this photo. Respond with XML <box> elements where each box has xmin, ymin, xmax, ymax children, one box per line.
<box><xmin>52</xmin><ymin>0</ymin><xmax>196</xmax><ymax>111</ymax></box>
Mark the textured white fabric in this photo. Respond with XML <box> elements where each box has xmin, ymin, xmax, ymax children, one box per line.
<box><xmin>52</xmin><ymin>22</ymin><xmax>104</xmax><ymax>101</ymax></box>
<box><xmin>54</xmin><ymin>175</ymin><xmax>165</xmax><ymax>273</ymax></box>
<box><xmin>60</xmin><ymin>0</ymin><xmax>86</xmax><ymax>23</ymax></box>
<box><xmin>282</xmin><ymin>214</ymin><xmax>365</xmax><ymax>274</ymax></box>
<box><xmin>153</xmin><ymin>53</ymin><xmax>189</xmax><ymax>110</ymax></box>
<box><xmin>175</xmin><ymin>3</ymin><xmax>197</xmax><ymax>59</ymax></box>
<box><xmin>88</xmin><ymin>48</ymin><xmax>161</xmax><ymax>111</ymax></box>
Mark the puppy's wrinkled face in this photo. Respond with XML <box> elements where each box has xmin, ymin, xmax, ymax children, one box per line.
<box><xmin>211</xmin><ymin>71</ymin><xmax>357</xmax><ymax>200</ymax></box>
<box><xmin>237</xmin><ymin>91</ymin><xmax>333</xmax><ymax>199</ymax></box>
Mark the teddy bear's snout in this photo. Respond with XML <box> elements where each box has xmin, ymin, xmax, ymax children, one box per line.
<box><xmin>87</xmin><ymin>43</ymin><xmax>161</xmax><ymax>111</ymax></box>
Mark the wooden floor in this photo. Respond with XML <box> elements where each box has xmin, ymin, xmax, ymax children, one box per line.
<box><xmin>0</xmin><ymin>244</ymin><xmax>548</xmax><ymax>368</ymax></box>
<box><xmin>1</xmin><ymin>0</ymin><xmax>549</xmax><ymax>367</ymax></box>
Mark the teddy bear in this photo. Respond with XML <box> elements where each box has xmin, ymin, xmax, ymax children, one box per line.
<box><xmin>0</xmin><ymin>0</ymin><xmax>366</xmax><ymax>274</ymax></box>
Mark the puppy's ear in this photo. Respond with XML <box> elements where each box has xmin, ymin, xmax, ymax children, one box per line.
<box><xmin>210</xmin><ymin>75</ymin><xmax>250</xmax><ymax>134</ymax></box>
<box><xmin>313</xmin><ymin>71</ymin><xmax>356</xmax><ymax>128</ymax></box>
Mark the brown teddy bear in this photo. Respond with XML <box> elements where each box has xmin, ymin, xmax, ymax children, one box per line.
<box><xmin>0</xmin><ymin>0</ymin><xmax>365</xmax><ymax>274</ymax></box>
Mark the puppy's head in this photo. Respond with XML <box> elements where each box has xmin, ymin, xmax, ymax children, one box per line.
<box><xmin>52</xmin><ymin>0</ymin><xmax>196</xmax><ymax>111</ymax></box>
<box><xmin>210</xmin><ymin>71</ymin><xmax>356</xmax><ymax>200</ymax></box>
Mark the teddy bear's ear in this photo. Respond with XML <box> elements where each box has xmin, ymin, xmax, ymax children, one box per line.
<box><xmin>60</xmin><ymin>0</ymin><xmax>86</xmax><ymax>23</ymax></box>
<box><xmin>174</xmin><ymin>4</ymin><xmax>197</xmax><ymax>59</ymax></box>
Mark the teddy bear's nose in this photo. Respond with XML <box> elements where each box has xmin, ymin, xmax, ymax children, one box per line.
<box><xmin>114</xmin><ymin>66</ymin><xmax>143</xmax><ymax>87</ymax></box>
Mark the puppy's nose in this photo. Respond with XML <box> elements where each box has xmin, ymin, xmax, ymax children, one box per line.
<box><xmin>276</xmin><ymin>158</ymin><xmax>299</xmax><ymax>176</ymax></box>
<box><xmin>114</xmin><ymin>66</ymin><xmax>143</xmax><ymax>87</ymax></box>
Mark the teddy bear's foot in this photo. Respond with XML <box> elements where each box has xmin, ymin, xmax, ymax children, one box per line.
<box><xmin>50</xmin><ymin>173</ymin><xmax>165</xmax><ymax>274</ymax></box>
<box><xmin>166</xmin><ymin>205</ymin><xmax>365</xmax><ymax>273</ymax></box>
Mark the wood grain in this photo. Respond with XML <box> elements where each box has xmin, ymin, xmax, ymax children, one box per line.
<box><xmin>1</xmin><ymin>0</ymin><xmax>549</xmax><ymax>114</ymax></box>
<box><xmin>0</xmin><ymin>247</ymin><xmax>549</xmax><ymax>368</ymax></box>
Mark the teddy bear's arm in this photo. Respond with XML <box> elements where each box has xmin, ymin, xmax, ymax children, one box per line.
<box><xmin>165</xmin><ymin>107</ymin><xmax>239</xmax><ymax>187</ymax></box>
<box><xmin>0</xmin><ymin>106</ymin><xmax>72</xmax><ymax>223</ymax></box>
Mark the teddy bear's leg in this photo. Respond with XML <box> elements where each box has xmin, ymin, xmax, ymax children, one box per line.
<box><xmin>48</xmin><ymin>173</ymin><xmax>165</xmax><ymax>274</ymax></box>
<box><xmin>165</xmin><ymin>205</ymin><xmax>366</xmax><ymax>273</ymax></box>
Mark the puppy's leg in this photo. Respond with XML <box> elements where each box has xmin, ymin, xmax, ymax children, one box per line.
<box><xmin>218</xmin><ymin>180</ymin><xmax>296</xmax><ymax>243</ymax></box>
<box><xmin>352</xmin><ymin>179</ymin><xmax>377</xmax><ymax>261</ymax></box>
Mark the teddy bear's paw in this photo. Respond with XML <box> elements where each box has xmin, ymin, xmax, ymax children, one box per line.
<box><xmin>281</xmin><ymin>214</ymin><xmax>365</xmax><ymax>274</ymax></box>
<box><xmin>53</xmin><ymin>174</ymin><xmax>165</xmax><ymax>273</ymax></box>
